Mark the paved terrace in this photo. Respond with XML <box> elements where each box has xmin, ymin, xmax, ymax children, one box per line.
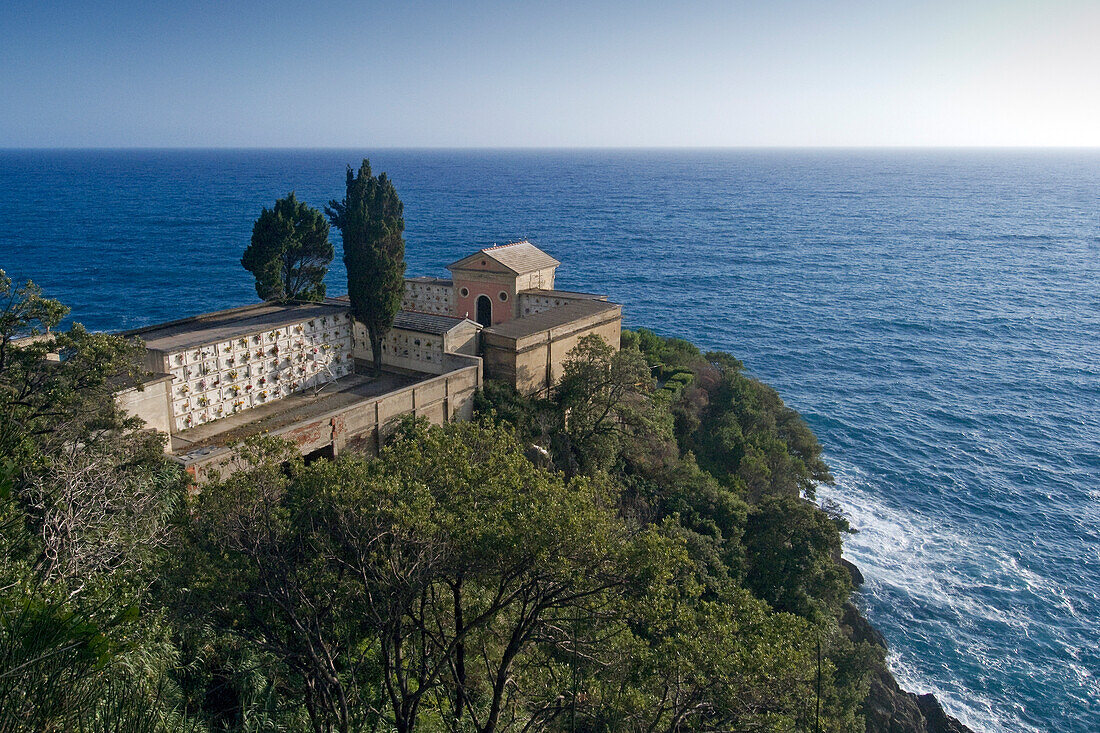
<box><xmin>170</xmin><ymin>371</ymin><xmax>423</xmax><ymax>456</ymax></box>
<box><xmin>125</xmin><ymin>300</ymin><xmax>349</xmax><ymax>352</ymax></box>
<box><xmin>484</xmin><ymin>299</ymin><xmax>620</xmax><ymax>340</ymax></box>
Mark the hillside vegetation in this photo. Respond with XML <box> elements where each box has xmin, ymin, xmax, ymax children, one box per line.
<box><xmin>0</xmin><ymin>273</ymin><xmax>884</xmax><ymax>732</ymax></box>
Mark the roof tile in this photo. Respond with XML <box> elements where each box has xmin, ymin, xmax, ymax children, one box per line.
<box><xmin>448</xmin><ymin>240</ymin><xmax>560</xmax><ymax>275</ymax></box>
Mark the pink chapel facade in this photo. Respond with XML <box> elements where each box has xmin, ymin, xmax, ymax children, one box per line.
<box><xmin>401</xmin><ymin>240</ymin><xmax>622</xmax><ymax>394</ymax></box>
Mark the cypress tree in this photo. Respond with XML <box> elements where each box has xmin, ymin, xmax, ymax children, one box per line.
<box><xmin>326</xmin><ymin>160</ymin><xmax>406</xmax><ymax>375</ymax></box>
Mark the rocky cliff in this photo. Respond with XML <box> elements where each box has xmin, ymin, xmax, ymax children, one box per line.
<box><xmin>840</xmin><ymin>560</ymin><xmax>977</xmax><ymax>733</ymax></box>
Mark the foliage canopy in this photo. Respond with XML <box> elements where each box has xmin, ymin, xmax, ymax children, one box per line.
<box><xmin>326</xmin><ymin>160</ymin><xmax>406</xmax><ymax>374</ymax></box>
<box><xmin>241</xmin><ymin>192</ymin><xmax>334</xmax><ymax>302</ymax></box>
<box><xmin>1</xmin><ymin>274</ymin><xmax>878</xmax><ymax>732</ymax></box>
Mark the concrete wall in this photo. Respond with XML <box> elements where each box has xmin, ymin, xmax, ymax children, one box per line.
<box><xmin>382</xmin><ymin>327</ymin><xmax>447</xmax><ymax>374</ymax></box>
<box><xmin>403</xmin><ymin>279</ymin><xmax>454</xmax><ymax>315</ymax></box>
<box><xmin>353</xmin><ymin>321</ymin><xmax>475</xmax><ymax>375</ymax></box>
<box><xmin>517</xmin><ymin>290</ymin><xmax>605</xmax><ymax>317</ymax></box>
<box><xmin>443</xmin><ymin>320</ymin><xmax>481</xmax><ymax>356</ymax></box>
<box><xmin>482</xmin><ymin>307</ymin><xmax>622</xmax><ymax>396</ymax></box>
<box><xmin>178</xmin><ymin>356</ymin><xmax>483</xmax><ymax>483</ymax></box>
<box><xmin>513</xmin><ymin>267</ymin><xmax>557</xmax><ymax>295</ymax></box>
<box><xmin>115</xmin><ymin>376</ymin><xmax>174</xmax><ymax>436</ymax></box>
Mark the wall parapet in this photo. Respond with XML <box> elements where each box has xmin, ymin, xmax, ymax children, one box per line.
<box><xmin>175</xmin><ymin>359</ymin><xmax>482</xmax><ymax>483</ymax></box>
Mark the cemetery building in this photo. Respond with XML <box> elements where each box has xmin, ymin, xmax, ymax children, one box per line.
<box><xmin>404</xmin><ymin>240</ymin><xmax>622</xmax><ymax>393</ymax></box>
<box><xmin>118</xmin><ymin>240</ymin><xmax>620</xmax><ymax>481</ymax></box>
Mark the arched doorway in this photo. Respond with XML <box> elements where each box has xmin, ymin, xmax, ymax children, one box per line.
<box><xmin>476</xmin><ymin>295</ymin><xmax>493</xmax><ymax>327</ymax></box>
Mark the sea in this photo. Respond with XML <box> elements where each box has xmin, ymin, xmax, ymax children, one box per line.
<box><xmin>1</xmin><ymin>149</ymin><xmax>1097</xmax><ymax>732</ymax></box>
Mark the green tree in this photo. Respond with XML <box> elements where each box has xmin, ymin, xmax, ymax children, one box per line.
<box><xmin>326</xmin><ymin>160</ymin><xmax>406</xmax><ymax>375</ymax></box>
<box><xmin>241</xmin><ymin>192</ymin><xmax>334</xmax><ymax>302</ymax></box>
<box><xmin>555</xmin><ymin>334</ymin><xmax>673</xmax><ymax>474</ymax></box>
<box><xmin>181</xmin><ymin>436</ymin><xmax>373</xmax><ymax>733</ymax></box>
<box><xmin>674</xmin><ymin>355</ymin><xmax>833</xmax><ymax>501</ymax></box>
<box><xmin>583</xmin><ymin>595</ymin><xmax>825</xmax><ymax>732</ymax></box>
<box><xmin>0</xmin><ymin>274</ymin><xmax>196</xmax><ymax>732</ymax></box>
<box><xmin>0</xmin><ymin>426</ymin><xmax>193</xmax><ymax>733</ymax></box>
<box><xmin>181</xmin><ymin>420</ymin><xmax>682</xmax><ymax>733</ymax></box>
<box><xmin>0</xmin><ymin>270</ymin><xmax>146</xmax><ymax>461</ymax></box>
<box><xmin>333</xmin><ymin>419</ymin><xmax>677</xmax><ymax>733</ymax></box>
<box><xmin>743</xmin><ymin>495</ymin><xmax>851</xmax><ymax>623</ymax></box>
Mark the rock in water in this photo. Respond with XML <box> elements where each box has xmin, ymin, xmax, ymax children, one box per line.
<box><xmin>842</xmin><ymin>595</ymin><xmax>975</xmax><ymax>733</ymax></box>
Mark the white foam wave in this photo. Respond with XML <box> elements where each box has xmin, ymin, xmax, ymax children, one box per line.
<box><xmin>817</xmin><ymin>457</ymin><xmax>1094</xmax><ymax>733</ymax></box>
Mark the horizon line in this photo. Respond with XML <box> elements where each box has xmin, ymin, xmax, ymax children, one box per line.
<box><xmin>3</xmin><ymin>145</ymin><xmax>1100</xmax><ymax>152</ymax></box>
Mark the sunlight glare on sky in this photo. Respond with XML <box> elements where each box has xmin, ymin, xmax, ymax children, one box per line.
<box><xmin>1</xmin><ymin>0</ymin><xmax>1097</xmax><ymax>147</ymax></box>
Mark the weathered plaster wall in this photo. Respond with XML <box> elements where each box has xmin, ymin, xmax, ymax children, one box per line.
<box><xmin>115</xmin><ymin>376</ymin><xmax>174</xmax><ymax>436</ymax></box>
<box><xmin>402</xmin><ymin>279</ymin><xmax>454</xmax><ymax>315</ymax></box>
<box><xmin>178</xmin><ymin>356</ymin><xmax>482</xmax><ymax>483</ymax></box>
<box><xmin>482</xmin><ymin>309</ymin><xmax>622</xmax><ymax>396</ymax></box>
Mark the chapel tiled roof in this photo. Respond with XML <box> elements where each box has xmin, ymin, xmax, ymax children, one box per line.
<box><xmin>447</xmin><ymin>240</ymin><xmax>560</xmax><ymax>275</ymax></box>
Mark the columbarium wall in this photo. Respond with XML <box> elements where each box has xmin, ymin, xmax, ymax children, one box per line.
<box><xmin>164</xmin><ymin>313</ymin><xmax>354</xmax><ymax>432</ymax></box>
<box><xmin>402</xmin><ymin>280</ymin><xmax>455</xmax><ymax>315</ymax></box>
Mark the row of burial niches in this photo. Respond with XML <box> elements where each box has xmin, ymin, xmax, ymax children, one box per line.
<box><xmin>166</xmin><ymin>314</ymin><xmax>354</xmax><ymax>432</ymax></box>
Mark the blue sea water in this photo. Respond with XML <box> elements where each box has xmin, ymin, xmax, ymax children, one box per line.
<box><xmin>1</xmin><ymin>149</ymin><xmax>1098</xmax><ymax>732</ymax></box>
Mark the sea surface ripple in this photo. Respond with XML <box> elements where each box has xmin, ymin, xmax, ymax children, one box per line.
<box><xmin>1</xmin><ymin>149</ymin><xmax>1098</xmax><ymax>732</ymax></box>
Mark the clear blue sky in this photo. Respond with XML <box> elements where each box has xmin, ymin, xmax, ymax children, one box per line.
<box><xmin>2</xmin><ymin>0</ymin><xmax>1097</xmax><ymax>147</ymax></box>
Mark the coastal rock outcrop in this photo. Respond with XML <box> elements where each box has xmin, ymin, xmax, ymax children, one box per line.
<box><xmin>841</xmin><ymin>564</ymin><xmax>976</xmax><ymax>733</ymax></box>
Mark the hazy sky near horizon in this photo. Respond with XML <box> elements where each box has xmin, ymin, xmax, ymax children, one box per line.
<box><xmin>2</xmin><ymin>0</ymin><xmax>1098</xmax><ymax>148</ymax></box>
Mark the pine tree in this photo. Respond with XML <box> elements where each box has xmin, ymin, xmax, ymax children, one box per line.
<box><xmin>241</xmin><ymin>192</ymin><xmax>333</xmax><ymax>302</ymax></box>
<box><xmin>326</xmin><ymin>160</ymin><xmax>406</xmax><ymax>375</ymax></box>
